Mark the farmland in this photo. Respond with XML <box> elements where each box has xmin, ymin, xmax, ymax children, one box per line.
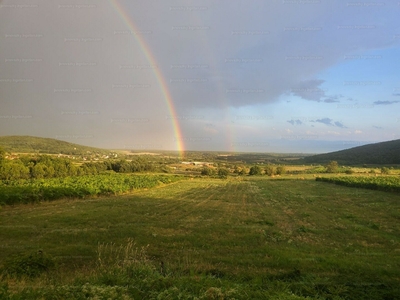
<box><xmin>0</xmin><ymin>174</ymin><xmax>184</xmax><ymax>205</ymax></box>
<box><xmin>1</xmin><ymin>176</ymin><xmax>399</xmax><ymax>299</ymax></box>
<box><xmin>316</xmin><ymin>175</ymin><xmax>400</xmax><ymax>193</ymax></box>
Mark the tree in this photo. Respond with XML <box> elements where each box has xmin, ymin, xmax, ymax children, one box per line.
<box><xmin>249</xmin><ymin>165</ymin><xmax>262</xmax><ymax>176</ymax></box>
<box><xmin>233</xmin><ymin>165</ymin><xmax>240</xmax><ymax>174</ymax></box>
<box><xmin>217</xmin><ymin>167</ymin><xmax>229</xmax><ymax>178</ymax></box>
<box><xmin>276</xmin><ymin>165</ymin><xmax>286</xmax><ymax>175</ymax></box>
<box><xmin>381</xmin><ymin>167</ymin><xmax>390</xmax><ymax>175</ymax></box>
<box><xmin>53</xmin><ymin>161</ymin><xmax>68</xmax><ymax>177</ymax></box>
<box><xmin>201</xmin><ymin>166</ymin><xmax>215</xmax><ymax>176</ymax></box>
<box><xmin>234</xmin><ymin>165</ymin><xmax>247</xmax><ymax>175</ymax></box>
<box><xmin>31</xmin><ymin>163</ymin><xmax>46</xmax><ymax>179</ymax></box>
<box><xmin>326</xmin><ymin>161</ymin><xmax>339</xmax><ymax>173</ymax></box>
<box><xmin>44</xmin><ymin>165</ymin><xmax>55</xmax><ymax>178</ymax></box>
<box><xmin>264</xmin><ymin>164</ymin><xmax>275</xmax><ymax>176</ymax></box>
<box><xmin>238</xmin><ymin>167</ymin><xmax>247</xmax><ymax>176</ymax></box>
<box><xmin>345</xmin><ymin>168</ymin><xmax>354</xmax><ymax>174</ymax></box>
<box><xmin>0</xmin><ymin>161</ymin><xmax>30</xmax><ymax>180</ymax></box>
<box><xmin>0</xmin><ymin>147</ymin><xmax>5</xmax><ymax>162</ymax></box>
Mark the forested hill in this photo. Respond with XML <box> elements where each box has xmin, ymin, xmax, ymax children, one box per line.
<box><xmin>0</xmin><ymin>136</ymin><xmax>110</xmax><ymax>155</ymax></box>
<box><xmin>302</xmin><ymin>139</ymin><xmax>400</xmax><ymax>165</ymax></box>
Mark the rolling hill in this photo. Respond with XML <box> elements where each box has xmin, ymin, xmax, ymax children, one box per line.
<box><xmin>302</xmin><ymin>139</ymin><xmax>400</xmax><ymax>165</ymax></box>
<box><xmin>0</xmin><ymin>136</ymin><xmax>111</xmax><ymax>155</ymax></box>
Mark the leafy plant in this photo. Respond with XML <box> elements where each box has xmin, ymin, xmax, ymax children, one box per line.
<box><xmin>249</xmin><ymin>165</ymin><xmax>262</xmax><ymax>176</ymax></box>
<box><xmin>2</xmin><ymin>251</ymin><xmax>55</xmax><ymax>278</ymax></box>
<box><xmin>326</xmin><ymin>161</ymin><xmax>339</xmax><ymax>173</ymax></box>
<box><xmin>316</xmin><ymin>176</ymin><xmax>400</xmax><ymax>192</ymax></box>
<box><xmin>0</xmin><ymin>174</ymin><xmax>185</xmax><ymax>205</ymax></box>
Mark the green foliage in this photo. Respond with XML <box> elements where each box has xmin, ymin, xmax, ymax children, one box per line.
<box><xmin>109</xmin><ymin>158</ymin><xmax>155</xmax><ymax>173</ymax></box>
<box><xmin>201</xmin><ymin>166</ymin><xmax>215</xmax><ymax>176</ymax></box>
<box><xmin>0</xmin><ymin>174</ymin><xmax>185</xmax><ymax>205</ymax></box>
<box><xmin>316</xmin><ymin>176</ymin><xmax>400</xmax><ymax>192</ymax></box>
<box><xmin>30</xmin><ymin>163</ymin><xmax>46</xmax><ymax>179</ymax></box>
<box><xmin>325</xmin><ymin>160</ymin><xmax>339</xmax><ymax>173</ymax></box>
<box><xmin>249</xmin><ymin>165</ymin><xmax>262</xmax><ymax>175</ymax></box>
<box><xmin>0</xmin><ymin>135</ymin><xmax>111</xmax><ymax>155</ymax></box>
<box><xmin>276</xmin><ymin>165</ymin><xmax>286</xmax><ymax>175</ymax></box>
<box><xmin>344</xmin><ymin>168</ymin><xmax>354</xmax><ymax>174</ymax></box>
<box><xmin>297</xmin><ymin>165</ymin><xmax>326</xmax><ymax>174</ymax></box>
<box><xmin>0</xmin><ymin>147</ymin><xmax>5</xmax><ymax>161</ymax></box>
<box><xmin>0</xmin><ymin>154</ymin><xmax>166</xmax><ymax>181</ymax></box>
<box><xmin>233</xmin><ymin>165</ymin><xmax>247</xmax><ymax>176</ymax></box>
<box><xmin>264</xmin><ymin>164</ymin><xmax>275</xmax><ymax>176</ymax></box>
<box><xmin>2</xmin><ymin>251</ymin><xmax>55</xmax><ymax>278</ymax></box>
<box><xmin>0</xmin><ymin>160</ymin><xmax>30</xmax><ymax>180</ymax></box>
<box><xmin>238</xmin><ymin>169</ymin><xmax>247</xmax><ymax>176</ymax></box>
<box><xmin>217</xmin><ymin>167</ymin><xmax>229</xmax><ymax>178</ymax></box>
<box><xmin>381</xmin><ymin>167</ymin><xmax>390</xmax><ymax>175</ymax></box>
<box><xmin>303</xmin><ymin>139</ymin><xmax>400</xmax><ymax>165</ymax></box>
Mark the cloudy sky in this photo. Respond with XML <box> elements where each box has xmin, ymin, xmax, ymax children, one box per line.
<box><xmin>1</xmin><ymin>0</ymin><xmax>399</xmax><ymax>153</ymax></box>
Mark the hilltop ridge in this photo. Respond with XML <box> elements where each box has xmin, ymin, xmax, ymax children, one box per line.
<box><xmin>302</xmin><ymin>139</ymin><xmax>400</xmax><ymax>165</ymax></box>
<box><xmin>0</xmin><ymin>135</ymin><xmax>111</xmax><ymax>155</ymax></box>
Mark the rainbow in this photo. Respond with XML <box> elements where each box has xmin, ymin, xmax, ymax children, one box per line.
<box><xmin>109</xmin><ymin>0</ymin><xmax>184</xmax><ymax>155</ymax></box>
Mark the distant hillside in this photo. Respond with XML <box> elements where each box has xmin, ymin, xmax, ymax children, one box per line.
<box><xmin>0</xmin><ymin>136</ymin><xmax>111</xmax><ymax>155</ymax></box>
<box><xmin>302</xmin><ymin>139</ymin><xmax>400</xmax><ymax>165</ymax></box>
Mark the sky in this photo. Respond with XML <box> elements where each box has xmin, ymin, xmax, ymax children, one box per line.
<box><xmin>0</xmin><ymin>0</ymin><xmax>399</xmax><ymax>153</ymax></box>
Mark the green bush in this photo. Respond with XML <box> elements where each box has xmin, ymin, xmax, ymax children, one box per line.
<box><xmin>345</xmin><ymin>168</ymin><xmax>354</xmax><ymax>174</ymax></box>
<box><xmin>325</xmin><ymin>161</ymin><xmax>339</xmax><ymax>173</ymax></box>
<box><xmin>381</xmin><ymin>167</ymin><xmax>390</xmax><ymax>175</ymax></box>
<box><xmin>249</xmin><ymin>165</ymin><xmax>262</xmax><ymax>176</ymax></box>
<box><xmin>0</xmin><ymin>174</ymin><xmax>185</xmax><ymax>205</ymax></box>
<box><xmin>217</xmin><ymin>168</ymin><xmax>229</xmax><ymax>178</ymax></box>
<box><xmin>201</xmin><ymin>167</ymin><xmax>215</xmax><ymax>176</ymax></box>
<box><xmin>264</xmin><ymin>165</ymin><xmax>275</xmax><ymax>176</ymax></box>
<box><xmin>276</xmin><ymin>165</ymin><xmax>286</xmax><ymax>175</ymax></box>
<box><xmin>316</xmin><ymin>176</ymin><xmax>400</xmax><ymax>193</ymax></box>
<box><xmin>2</xmin><ymin>251</ymin><xmax>55</xmax><ymax>278</ymax></box>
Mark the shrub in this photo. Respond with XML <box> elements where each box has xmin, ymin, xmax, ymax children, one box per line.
<box><xmin>217</xmin><ymin>168</ymin><xmax>229</xmax><ymax>178</ymax></box>
<box><xmin>276</xmin><ymin>165</ymin><xmax>286</xmax><ymax>175</ymax></box>
<box><xmin>264</xmin><ymin>165</ymin><xmax>275</xmax><ymax>176</ymax></box>
<box><xmin>345</xmin><ymin>168</ymin><xmax>354</xmax><ymax>174</ymax></box>
<box><xmin>381</xmin><ymin>167</ymin><xmax>390</xmax><ymax>175</ymax></box>
<box><xmin>201</xmin><ymin>167</ymin><xmax>215</xmax><ymax>176</ymax></box>
<box><xmin>249</xmin><ymin>165</ymin><xmax>263</xmax><ymax>176</ymax></box>
<box><xmin>2</xmin><ymin>251</ymin><xmax>55</xmax><ymax>278</ymax></box>
<box><xmin>326</xmin><ymin>161</ymin><xmax>339</xmax><ymax>173</ymax></box>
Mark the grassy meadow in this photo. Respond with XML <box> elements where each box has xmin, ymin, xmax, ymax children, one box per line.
<box><xmin>0</xmin><ymin>175</ymin><xmax>399</xmax><ymax>299</ymax></box>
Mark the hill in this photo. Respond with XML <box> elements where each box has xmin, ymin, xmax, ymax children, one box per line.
<box><xmin>0</xmin><ymin>136</ymin><xmax>111</xmax><ymax>155</ymax></box>
<box><xmin>302</xmin><ymin>139</ymin><xmax>400</xmax><ymax>165</ymax></box>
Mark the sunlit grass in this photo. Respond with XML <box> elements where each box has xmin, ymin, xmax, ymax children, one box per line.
<box><xmin>1</xmin><ymin>177</ymin><xmax>399</xmax><ymax>299</ymax></box>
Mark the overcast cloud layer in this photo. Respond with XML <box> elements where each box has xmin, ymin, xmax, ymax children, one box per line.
<box><xmin>1</xmin><ymin>0</ymin><xmax>399</xmax><ymax>153</ymax></box>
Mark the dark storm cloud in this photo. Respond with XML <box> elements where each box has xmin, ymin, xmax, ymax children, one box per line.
<box><xmin>0</xmin><ymin>0</ymin><xmax>399</xmax><ymax>150</ymax></box>
<box><xmin>290</xmin><ymin>80</ymin><xmax>327</xmax><ymax>102</ymax></box>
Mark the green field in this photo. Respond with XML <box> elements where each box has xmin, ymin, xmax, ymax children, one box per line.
<box><xmin>0</xmin><ymin>174</ymin><xmax>184</xmax><ymax>205</ymax></box>
<box><xmin>1</xmin><ymin>176</ymin><xmax>399</xmax><ymax>299</ymax></box>
<box><xmin>316</xmin><ymin>175</ymin><xmax>400</xmax><ymax>193</ymax></box>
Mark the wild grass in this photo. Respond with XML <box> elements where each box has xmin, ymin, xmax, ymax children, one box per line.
<box><xmin>0</xmin><ymin>177</ymin><xmax>399</xmax><ymax>299</ymax></box>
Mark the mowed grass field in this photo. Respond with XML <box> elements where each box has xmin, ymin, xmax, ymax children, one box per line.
<box><xmin>1</xmin><ymin>176</ymin><xmax>400</xmax><ymax>299</ymax></box>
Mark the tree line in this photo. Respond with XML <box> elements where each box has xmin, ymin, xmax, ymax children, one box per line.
<box><xmin>0</xmin><ymin>148</ymin><xmax>159</xmax><ymax>180</ymax></box>
<box><xmin>200</xmin><ymin>164</ymin><xmax>286</xmax><ymax>177</ymax></box>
